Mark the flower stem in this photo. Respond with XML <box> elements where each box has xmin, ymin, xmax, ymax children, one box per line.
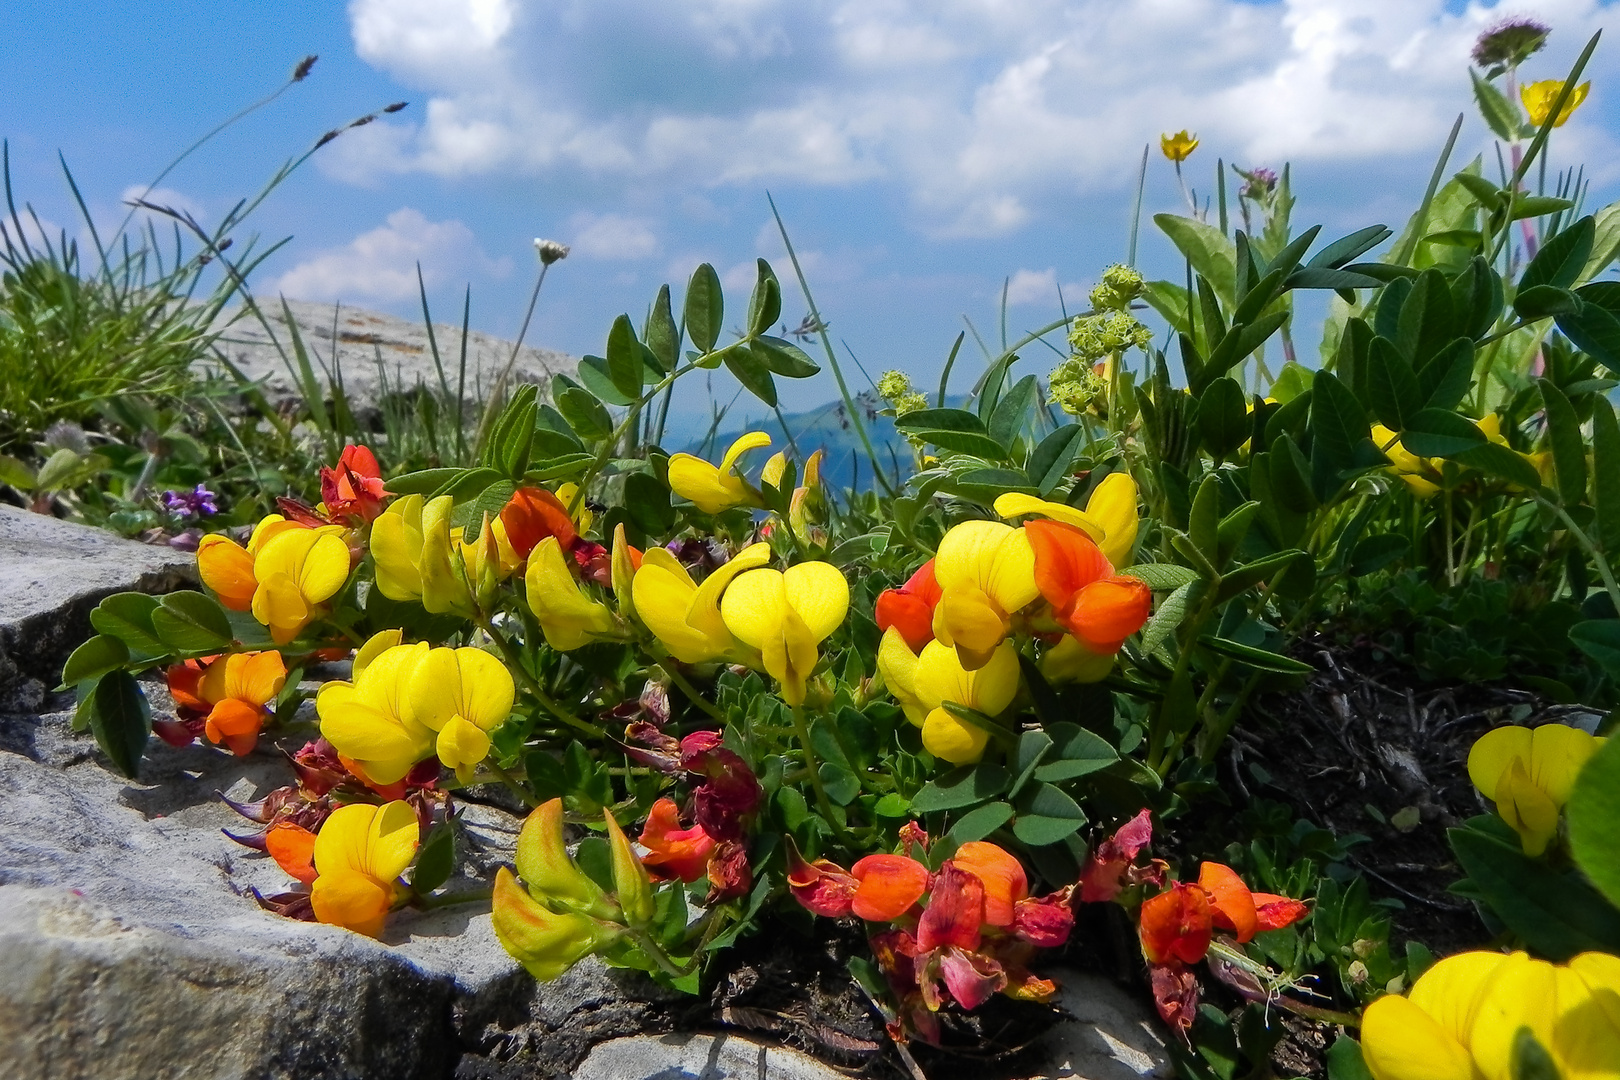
<box><xmin>791</xmin><ymin>703</ymin><xmax>839</xmax><ymax>828</ymax></box>
<box><xmin>477</xmin><ymin>616</ymin><xmax>605</xmax><ymax>740</ymax></box>
<box><xmin>662</xmin><ymin>663</ymin><xmax>726</xmax><ymax>724</ymax></box>
<box><xmin>414</xmin><ymin>887</ymin><xmax>493</xmax><ymax>911</ymax></box>
<box><xmin>482</xmin><ymin>758</ymin><xmax>538</xmax><ymax>810</ymax></box>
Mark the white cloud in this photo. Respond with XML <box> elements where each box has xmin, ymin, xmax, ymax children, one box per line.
<box><xmin>1004</xmin><ymin>267</ymin><xmax>1057</xmax><ymax>306</ymax></box>
<box><xmin>272</xmin><ymin>208</ymin><xmax>509</xmax><ymax>303</ymax></box>
<box><xmin>332</xmin><ymin>0</ymin><xmax>1617</xmax><ymax>235</ymax></box>
<box><xmin>568</xmin><ymin>213</ymin><xmax>661</xmax><ymax>260</ymax></box>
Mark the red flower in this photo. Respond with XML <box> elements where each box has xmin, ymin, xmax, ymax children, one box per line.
<box><xmin>1024</xmin><ymin>519</ymin><xmax>1152</xmax><ymax>652</ymax></box>
<box><xmin>638</xmin><ymin>797</ymin><xmax>716</xmax><ymax>882</ymax></box>
<box><xmin>705</xmin><ymin>839</ymin><xmax>752</xmax><ymax>904</ymax></box>
<box><xmin>1150</xmin><ymin>963</ymin><xmax>1201</xmax><ymax>1042</ymax></box>
<box><xmin>1139</xmin><ymin>881</ymin><xmax>1213</xmax><ymax>966</ymax></box>
<box><xmin>786</xmin><ymin>838</ymin><xmax>858</xmax><ymax>918</ymax></box>
<box><xmin>951</xmin><ymin>841</ymin><xmax>1027</xmax><ymax>927</ymax></box>
<box><xmin>680</xmin><ymin>732</ymin><xmax>762</xmax><ymax>842</ymax></box>
<box><xmin>875</xmin><ymin>560</ymin><xmax>942</xmax><ymax>652</ymax></box>
<box><xmin>500</xmin><ymin>487</ymin><xmax>577</xmax><ymax>560</ymax></box>
<box><xmin>1197</xmin><ymin>861</ymin><xmax>1309</xmax><ymax>942</ymax></box>
<box><xmin>1012</xmin><ymin>888</ymin><xmax>1075</xmax><ymax>948</ymax></box>
<box><xmin>916</xmin><ymin>863</ymin><xmax>984</xmax><ymax>951</ymax></box>
<box><xmin>321</xmin><ymin>444</ymin><xmax>388</xmax><ymax>524</ymax></box>
<box><xmin>1079</xmin><ymin>807</ymin><xmax>1156</xmax><ymax>902</ymax></box>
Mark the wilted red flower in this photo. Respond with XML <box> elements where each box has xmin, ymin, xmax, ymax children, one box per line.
<box><xmin>706</xmin><ymin>839</ymin><xmax>752</xmax><ymax>904</ymax></box>
<box><xmin>1079</xmin><ymin>808</ymin><xmax>1155</xmax><ymax>902</ymax></box>
<box><xmin>786</xmin><ymin>838</ymin><xmax>858</xmax><ymax>918</ymax></box>
<box><xmin>1151</xmin><ymin>963</ymin><xmax>1201</xmax><ymax>1042</ymax></box>
<box><xmin>680</xmin><ymin>731</ymin><xmax>762</xmax><ymax>841</ymax></box>
<box><xmin>321</xmin><ymin>445</ymin><xmax>388</xmax><ymax>524</ymax></box>
<box><xmin>638</xmin><ymin>797</ymin><xmax>716</xmax><ymax>882</ymax></box>
<box><xmin>1012</xmin><ymin>888</ymin><xmax>1075</xmax><ymax>948</ymax></box>
<box><xmin>875</xmin><ymin>560</ymin><xmax>942</xmax><ymax>653</ymax></box>
<box><xmin>917</xmin><ymin>863</ymin><xmax>984</xmax><ymax>952</ymax></box>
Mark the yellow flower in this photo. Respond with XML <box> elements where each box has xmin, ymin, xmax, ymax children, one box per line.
<box><xmin>555</xmin><ymin>482</ymin><xmax>594</xmax><ymax>535</ymax></box>
<box><xmin>1040</xmin><ymin>635</ymin><xmax>1115</xmax><ymax>685</ymax></box>
<box><xmin>310</xmin><ymin>800</ymin><xmax>419</xmax><ymax>938</ymax></box>
<box><xmin>403</xmin><ymin>646</ymin><xmax>516</xmax><ymax>781</ymax></box>
<box><xmin>667</xmin><ymin>431</ymin><xmax>771</xmax><ymax>514</ymax></box>
<box><xmin>884</xmin><ymin>639</ymin><xmax>1020</xmax><ymax>764</ymax></box>
<box><xmin>1361</xmin><ymin>949</ymin><xmax>1620</xmax><ymax>1080</ymax></box>
<box><xmin>525</xmin><ymin>535</ymin><xmax>617</xmax><ymax>651</ymax></box>
<box><xmin>196</xmin><ymin>515</ymin><xmax>309</xmax><ymax>612</ymax></box>
<box><xmin>1161</xmin><ymin>130</ymin><xmax>1199</xmax><ymax>163</ymax></box>
<box><xmin>719</xmin><ymin>561</ymin><xmax>849</xmax><ymax>706</ymax></box>
<box><xmin>250</xmin><ymin>525</ymin><xmax>352</xmax><ymax>645</ymax></box>
<box><xmin>930</xmin><ymin>520</ymin><xmax>1039</xmax><ymax>670</ymax></box>
<box><xmin>1467</xmin><ymin>723</ymin><xmax>1606</xmax><ymax>856</ymax></box>
<box><xmin>1371</xmin><ymin>423</ymin><xmax>1443</xmax><ymax>498</ymax></box>
<box><xmin>1521</xmin><ymin>79</ymin><xmax>1590</xmax><ymax>129</ymax></box>
<box><xmin>631</xmin><ymin>542</ymin><xmax>771</xmax><ymax>664</ymax></box>
<box><xmin>610</xmin><ymin>523</ymin><xmax>639</xmax><ymax>622</ymax></box>
<box><xmin>491</xmin><ymin>866</ymin><xmax>624</xmax><ymax>982</ymax></box>
<box><xmin>318</xmin><ymin>637</ymin><xmax>435</xmax><ymax>785</ymax></box>
<box><xmin>514</xmin><ymin>798</ymin><xmax>618</xmax><ymax>920</ymax></box>
<box><xmin>371</xmin><ymin>494</ymin><xmax>473</xmax><ymax>615</ymax></box>
<box><xmin>994</xmin><ymin>472</ymin><xmax>1140</xmax><ymax>568</ymax></box>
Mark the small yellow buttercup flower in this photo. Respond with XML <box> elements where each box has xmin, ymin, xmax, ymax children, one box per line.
<box><xmin>525</xmin><ymin>536</ymin><xmax>617</xmax><ymax>651</ymax></box>
<box><xmin>929</xmin><ymin>520</ymin><xmax>1039</xmax><ymax>670</ymax></box>
<box><xmin>631</xmin><ymin>542</ymin><xmax>770</xmax><ymax>664</ymax></box>
<box><xmin>1467</xmin><ymin>723</ymin><xmax>1605</xmax><ymax>856</ymax></box>
<box><xmin>404</xmin><ymin>646</ymin><xmax>516</xmax><ymax>780</ymax></box>
<box><xmin>1161</xmin><ymin>130</ymin><xmax>1199</xmax><ymax>163</ymax></box>
<box><xmin>883</xmin><ymin>637</ymin><xmax>1020</xmax><ymax>764</ymax></box>
<box><xmin>318</xmin><ymin>636</ymin><xmax>435</xmax><ymax>786</ymax></box>
<box><xmin>1521</xmin><ymin>79</ymin><xmax>1589</xmax><ymax>128</ymax></box>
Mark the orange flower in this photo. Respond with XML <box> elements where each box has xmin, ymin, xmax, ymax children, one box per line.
<box><xmin>638</xmin><ymin>798</ymin><xmax>716</xmax><ymax>883</ymax></box>
<box><xmin>165</xmin><ymin>651</ymin><xmax>288</xmax><ymax>756</ymax></box>
<box><xmin>1139</xmin><ymin>881</ymin><xmax>1213</xmax><ymax>966</ymax></box>
<box><xmin>500</xmin><ymin>487</ymin><xmax>578</xmax><ymax>560</ymax></box>
<box><xmin>875</xmin><ymin>560</ymin><xmax>942</xmax><ymax>653</ymax></box>
<box><xmin>266</xmin><ymin>821</ymin><xmax>318</xmax><ymax>884</ymax></box>
<box><xmin>1198</xmin><ymin>862</ymin><xmax>1309</xmax><ymax>942</ymax></box>
<box><xmin>786</xmin><ymin>839</ymin><xmax>859</xmax><ymax>917</ymax></box>
<box><xmin>851</xmin><ymin>854</ymin><xmax>931</xmax><ymax>921</ymax></box>
<box><xmin>1024</xmin><ymin>519</ymin><xmax>1152</xmax><ymax>652</ymax></box>
<box><xmin>321</xmin><ymin>444</ymin><xmax>388</xmax><ymax>524</ymax></box>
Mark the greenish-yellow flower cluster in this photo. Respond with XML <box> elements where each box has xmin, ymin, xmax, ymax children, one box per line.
<box><xmin>877</xmin><ymin>370</ymin><xmax>928</xmax><ymax>417</ymax></box>
<box><xmin>1048</xmin><ymin>266</ymin><xmax>1152</xmax><ymax>416</ymax></box>
<box><xmin>1088</xmin><ymin>264</ymin><xmax>1145</xmax><ymax>313</ymax></box>
<box><xmin>1048</xmin><ymin>361</ymin><xmax>1109</xmax><ymax>416</ymax></box>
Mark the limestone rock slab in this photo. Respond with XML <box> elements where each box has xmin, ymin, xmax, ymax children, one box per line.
<box><xmin>0</xmin><ymin>506</ymin><xmax>196</xmax><ymax>692</ymax></box>
<box><xmin>570</xmin><ymin>1032</ymin><xmax>848</xmax><ymax>1080</ymax></box>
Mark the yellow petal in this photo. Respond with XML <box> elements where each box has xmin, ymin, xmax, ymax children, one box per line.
<box><xmin>1360</xmin><ymin>994</ymin><xmax>1477</xmax><ymax>1080</ymax></box>
<box><xmin>689</xmin><ymin>542</ymin><xmax>772</xmax><ymax>645</ymax></box>
<box><xmin>525</xmin><ymin>536</ymin><xmax>615</xmax><ymax>648</ymax></box>
<box><xmin>666</xmin><ymin>455</ymin><xmax>732</xmax><ymax>514</ymax></box>
<box><xmin>419</xmin><ymin>495</ymin><xmax>472</xmax><ymax>615</ymax></box>
<box><xmin>354</xmin><ymin>630</ymin><xmax>404</xmax><ymax>679</ymax></box>
<box><xmin>318</xmin><ymin>692</ymin><xmax>428</xmax><ymax>778</ymax></box>
<box><xmin>252</xmin><ymin>572</ymin><xmax>314</xmax><ymax>645</ymax></box>
<box><xmin>877</xmin><ymin>627</ymin><xmax>927</xmax><ymax>726</ymax></box>
<box><xmin>605</xmin><ymin>811</ymin><xmax>655</xmax><ymax>927</ymax></box>
<box><xmin>299</xmin><ymin>533</ymin><xmax>353</xmax><ymax>604</ymax></box>
<box><xmin>247</xmin><ymin>514</ymin><xmax>299</xmax><ymax>555</ymax></box>
<box><xmin>406</xmin><ymin>646</ymin><xmax>515</xmax><ymax>732</ymax></box>
<box><xmin>1468</xmin><ymin>952</ymin><xmax>1559</xmax><ymax>1080</ymax></box>
<box><xmin>631</xmin><ymin>550</ymin><xmax>718</xmax><ymax>663</ymax></box>
<box><xmin>491</xmin><ymin>866</ymin><xmax>620</xmax><ymax>981</ymax></box>
<box><xmin>226</xmin><ymin>651</ymin><xmax>287</xmax><ymax>707</ymax></box>
<box><xmin>1409</xmin><ymin>950</ymin><xmax>1512</xmax><ymax>1048</ymax></box>
<box><xmin>1496</xmin><ymin>758</ymin><xmax>1561</xmax><ymax>857</ymax></box>
<box><xmin>783</xmin><ymin>561</ymin><xmax>849</xmax><ymax>642</ymax></box>
<box><xmin>436</xmin><ymin>715</ymin><xmax>492</xmax><ymax>771</ymax></box>
<box><xmin>311</xmin><ymin>868</ymin><xmax>392</xmax><ymax>938</ymax></box>
<box><xmin>1468</xmin><ymin>726</ymin><xmax>1534</xmax><ymax>801</ymax></box>
<box><xmin>719</xmin><ymin>431</ymin><xmax>772</xmax><ymax>477</ymax></box>
<box><xmin>364</xmin><ymin>799</ymin><xmax>421</xmax><ymax>883</ymax></box>
<box><xmin>994</xmin><ymin>493</ymin><xmax>1106</xmax><ymax>540</ymax></box>
<box><xmin>1041</xmin><ymin>635</ymin><xmax>1114</xmax><ymax>684</ymax></box>
<box><xmin>932</xmin><ymin>584</ymin><xmax>1010</xmax><ymax>667</ymax></box>
<box><xmin>922</xmin><ymin>707</ymin><xmax>990</xmax><ymax>764</ymax></box>
<box><xmin>761</xmin><ymin>451</ymin><xmax>787</xmax><ymax>490</ymax></box>
<box><xmin>1570</xmin><ymin>951</ymin><xmax>1620</xmax><ymax>1038</ymax></box>
<box><xmin>611</xmin><ymin>523</ymin><xmax>637</xmax><ymax>621</ymax></box>
<box><xmin>515</xmin><ymin>799</ymin><xmax>617</xmax><ymax>918</ymax></box>
<box><xmin>1086</xmin><ymin>473</ymin><xmax>1140</xmax><ymax>567</ymax></box>
<box><xmin>1529</xmin><ymin>724</ymin><xmax>1601</xmax><ymax>807</ymax></box>
<box><xmin>314</xmin><ymin>802</ymin><xmax>382</xmax><ymax>878</ymax></box>
<box><xmin>720</xmin><ymin>568</ymin><xmax>787</xmax><ymax>651</ymax></box>
<box><xmin>371</xmin><ymin>496</ymin><xmax>425</xmax><ymax>601</ymax></box>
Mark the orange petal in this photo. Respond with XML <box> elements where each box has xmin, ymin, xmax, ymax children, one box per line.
<box><xmin>1198</xmin><ymin>862</ymin><xmax>1259</xmax><ymax>943</ymax></box>
<box><xmin>265</xmin><ymin>822</ymin><xmax>318</xmax><ymax>884</ymax></box>
<box><xmin>876</xmin><ymin>590</ymin><xmax>935</xmax><ymax>653</ymax></box>
<box><xmin>1253</xmin><ymin>894</ymin><xmax>1310</xmax><ymax>932</ymax></box>
<box><xmin>197</xmin><ymin>535</ymin><xmax>258</xmax><ymax>611</ymax></box>
<box><xmin>204</xmin><ymin>698</ymin><xmax>265</xmax><ymax>756</ymax></box>
<box><xmin>165</xmin><ymin>659</ymin><xmax>210</xmax><ymax>712</ymax></box>
<box><xmin>1139</xmin><ymin>882</ymin><xmax>1212</xmax><ymax>966</ymax></box>
<box><xmin>951</xmin><ymin>842</ymin><xmax>1028</xmax><ymax>927</ymax></box>
<box><xmin>1025</xmin><ymin>518</ymin><xmax>1113</xmax><ymax>612</ymax></box>
<box><xmin>850</xmin><ymin>853</ymin><xmax>930</xmax><ymax>921</ymax></box>
<box><xmin>500</xmin><ymin>487</ymin><xmax>577</xmax><ymax>559</ymax></box>
<box><xmin>1066</xmin><ymin>576</ymin><xmax>1152</xmax><ymax>653</ymax></box>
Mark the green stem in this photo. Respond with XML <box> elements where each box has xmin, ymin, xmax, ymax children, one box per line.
<box><xmin>571</xmin><ymin>358</ymin><xmax>705</xmax><ymax>515</ymax></box>
<box><xmin>483</xmin><ymin>758</ymin><xmax>539</xmax><ymax>809</ymax></box>
<box><xmin>413</xmin><ymin>887</ymin><xmax>494</xmax><ymax>911</ymax></box>
<box><xmin>791</xmin><ymin>703</ymin><xmax>839</xmax><ymax>826</ymax></box>
<box><xmin>1535</xmin><ymin>493</ymin><xmax>1620</xmax><ymax>616</ymax></box>
<box><xmin>662</xmin><ymin>663</ymin><xmax>725</xmax><ymax>723</ymax></box>
<box><xmin>477</xmin><ymin>616</ymin><xmax>605</xmax><ymax>740</ymax></box>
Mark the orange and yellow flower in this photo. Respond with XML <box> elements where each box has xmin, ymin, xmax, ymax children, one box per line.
<box><xmin>309</xmin><ymin>800</ymin><xmax>420</xmax><ymax>938</ymax></box>
<box><xmin>165</xmin><ymin>650</ymin><xmax>288</xmax><ymax>756</ymax></box>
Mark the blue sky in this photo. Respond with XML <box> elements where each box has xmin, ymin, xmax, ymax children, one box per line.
<box><xmin>3</xmin><ymin>0</ymin><xmax>1617</xmax><ymax>433</ymax></box>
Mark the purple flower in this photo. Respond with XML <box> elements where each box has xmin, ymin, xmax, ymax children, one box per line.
<box><xmin>161</xmin><ymin>484</ymin><xmax>218</xmax><ymax>520</ymax></box>
<box><xmin>1472</xmin><ymin>18</ymin><xmax>1549</xmax><ymax>72</ymax></box>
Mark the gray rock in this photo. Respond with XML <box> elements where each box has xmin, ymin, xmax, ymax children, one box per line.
<box><xmin>570</xmin><ymin>1033</ymin><xmax>848</xmax><ymax>1080</ymax></box>
<box><xmin>0</xmin><ymin>505</ymin><xmax>196</xmax><ymax>692</ymax></box>
<box><xmin>1029</xmin><ymin>970</ymin><xmax>1172</xmax><ymax>1079</ymax></box>
<box><xmin>202</xmin><ymin>300</ymin><xmax>574</xmax><ymax>412</ymax></box>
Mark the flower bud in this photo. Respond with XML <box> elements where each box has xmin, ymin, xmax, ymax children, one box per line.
<box><xmin>515</xmin><ymin>799</ymin><xmax>618</xmax><ymax>920</ymax></box>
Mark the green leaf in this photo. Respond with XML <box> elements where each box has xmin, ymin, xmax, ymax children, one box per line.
<box><xmin>910</xmin><ymin>764</ymin><xmax>1011</xmax><ymax>813</ymax></box>
<box><xmin>1568</xmin><ymin>736</ymin><xmax>1620</xmax><ymax>909</ymax></box>
<box><xmin>750</xmin><ymin>336</ymin><xmax>820</xmax><ymax>378</ymax></box>
<box><xmin>1521</xmin><ymin>216</ymin><xmax>1596</xmax><ymax>292</ymax></box>
<box><xmin>1013</xmin><ymin>782</ymin><xmax>1086</xmax><ymax>846</ymax></box>
<box><xmin>645</xmin><ymin>283</ymin><xmax>679</xmax><ymax>371</ymax></box>
<box><xmin>1325</xmin><ymin>1036</ymin><xmax>1374</xmax><ymax>1080</ymax></box>
<box><xmin>89</xmin><ymin>670</ymin><xmax>151</xmax><ymax>779</ymax></box>
<box><xmin>624</xmin><ymin>472</ymin><xmax>675</xmax><ymax>537</ymax></box>
<box><xmin>151</xmin><ymin>591</ymin><xmax>235</xmax><ymax>653</ymax></box>
<box><xmin>1455</xmin><ymin>171</ymin><xmax>1506</xmax><ymax>210</ymax></box>
<box><xmin>874</xmin><ymin>793</ymin><xmax>911</xmax><ymax>818</ymax></box>
<box><xmin>1128</xmin><ymin>564</ymin><xmax>1200</xmax><ymax>590</ymax></box>
<box><xmin>1214</xmin><ymin>549</ymin><xmax>1307</xmax><ymax>604</ymax></box>
<box><xmin>1511</xmin><ymin>195</ymin><xmax>1576</xmax><ymax>221</ymax></box>
<box><xmin>1539</xmin><ymin>379</ymin><xmax>1587</xmax><ymax>506</ymax></box>
<box><xmin>1285</xmin><ymin>266</ymin><xmax>1383</xmax><ymax>291</ymax></box>
<box><xmin>723</xmin><ymin>347</ymin><xmax>778</xmax><ymax>407</ymax></box>
<box><xmin>1309</xmin><ymin>370</ymin><xmax>1371</xmax><ymax>492</ymax></box>
<box><xmin>1569</xmin><ymin>620</ymin><xmax>1620</xmax><ymax>681</ymax></box>
<box><xmin>411</xmin><ymin>821</ymin><xmax>456</xmax><ymax>894</ymax></box>
<box><xmin>1557</xmin><ymin>293</ymin><xmax>1620</xmax><ymax>368</ymax></box>
<box><xmin>1470</xmin><ymin>68</ymin><xmax>1523</xmax><ymax>141</ymax></box>
<box><xmin>1399</xmin><ymin>409</ymin><xmax>1488</xmax><ymax>458</ymax></box>
<box><xmin>1416</xmin><ymin>338</ymin><xmax>1476</xmax><ymax>412</ymax></box>
<box><xmin>1350</xmin><ymin>534</ymin><xmax>1410</xmax><ymax>576</ymax></box>
<box><xmin>947</xmin><ymin>801</ymin><xmax>1015</xmax><ymax>845</ymax></box>
<box><xmin>1034</xmin><ymin>722</ymin><xmax>1119</xmax><ymax>782</ymax></box>
<box><xmin>747</xmin><ymin>259</ymin><xmax>782</xmax><ymax>337</ymax></box>
<box><xmin>90</xmin><ymin>592</ymin><xmax>164</xmax><ymax>655</ymax></box>
<box><xmin>1155</xmin><ymin>214</ymin><xmax>1237</xmax><ymax>305</ymax></box>
<box><xmin>1198</xmin><ymin>377</ymin><xmax>1249</xmax><ymax>459</ymax></box>
<box><xmin>1512</xmin><ymin>1030</ymin><xmax>1562</xmax><ymax>1080</ymax></box>
<box><xmin>1199</xmin><ymin>635</ymin><xmax>1314</xmax><ymax>674</ymax></box>
<box><xmin>1365</xmin><ymin>337</ymin><xmax>1419</xmax><ymax>429</ymax></box>
<box><xmin>1514</xmin><ymin>285</ymin><xmax>1580</xmax><ymax>320</ymax></box>
<box><xmin>604</xmin><ymin>314</ymin><xmax>646</xmax><ymax>401</ymax></box>
<box><xmin>556</xmin><ymin>385</ymin><xmax>613</xmax><ymax>442</ymax></box>
<box><xmin>1141</xmin><ymin>581</ymin><xmax>1194</xmax><ymax>656</ymax></box>
<box><xmin>61</xmin><ymin>634</ymin><xmax>130</xmax><ymax>687</ymax></box>
<box><xmin>908</xmin><ymin>429</ymin><xmax>1011</xmax><ymax>460</ymax></box>
<box><xmin>684</xmin><ymin>263</ymin><xmax>723</xmax><ymax>353</ymax></box>
<box><xmin>1454</xmin><ymin>441</ymin><xmax>1543</xmax><ymax>491</ymax></box>
<box><xmin>989</xmin><ymin>374</ymin><xmax>1040</xmax><ymax>450</ymax></box>
<box><xmin>386</xmin><ymin>467</ymin><xmax>465</xmax><ymax>496</ymax></box>
<box><xmin>1028</xmin><ymin>425</ymin><xmax>1085</xmax><ymax>495</ymax></box>
<box><xmin>1306</xmin><ymin>224</ymin><xmax>1392</xmax><ymax>270</ymax></box>
<box><xmin>1590</xmin><ymin>399</ymin><xmax>1620</xmax><ymax>554</ymax></box>
<box><xmin>1449</xmin><ymin>824</ymin><xmax>1620</xmax><ymax>959</ymax></box>
<box><xmin>893</xmin><ymin>408</ymin><xmax>986</xmax><ymax>433</ymax></box>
